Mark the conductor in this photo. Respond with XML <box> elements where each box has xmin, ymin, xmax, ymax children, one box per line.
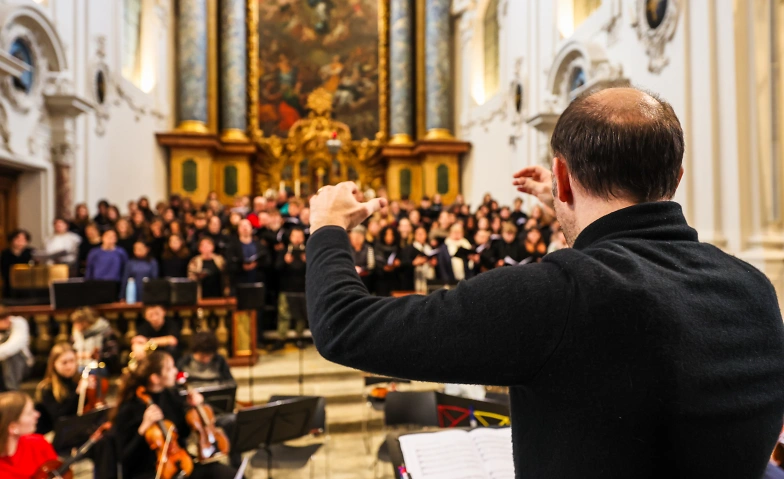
<box><xmin>305</xmin><ymin>87</ymin><xmax>784</xmax><ymax>478</ymax></box>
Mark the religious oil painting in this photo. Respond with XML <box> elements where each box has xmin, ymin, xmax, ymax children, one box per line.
<box><xmin>256</xmin><ymin>0</ymin><xmax>381</xmax><ymax>139</ymax></box>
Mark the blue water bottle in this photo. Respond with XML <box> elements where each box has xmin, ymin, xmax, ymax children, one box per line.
<box><xmin>126</xmin><ymin>278</ymin><xmax>137</xmax><ymax>304</ymax></box>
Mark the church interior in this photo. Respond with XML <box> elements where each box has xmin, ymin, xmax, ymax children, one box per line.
<box><xmin>0</xmin><ymin>0</ymin><xmax>781</xmax><ymax>477</ymax></box>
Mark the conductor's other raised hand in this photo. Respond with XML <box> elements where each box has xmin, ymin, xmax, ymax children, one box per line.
<box><xmin>512</xmin><ymin>165</ymin><xmax>554</xmax><ymax>208</ymax></box>
<box><xmin>310</xmin><ymin>182</ymin><xmax>388</xmax><ymax>233</ymax></box>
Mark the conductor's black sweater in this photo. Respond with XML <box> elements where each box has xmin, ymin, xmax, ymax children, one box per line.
<box><xmin>306</xmin><ymin>201</ymin><xmax>784</xmax><ymax>478</ymax></box>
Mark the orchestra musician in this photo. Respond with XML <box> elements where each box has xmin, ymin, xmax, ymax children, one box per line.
<box><xmin>70</xmin><ymin>307</ymin><xmax>120</xmax><ymax>374</ymax></box>
<box><xmin>34</xmin><ymin>344</ymin><xmax>82</xmax><ymax>432</ymax></box>
<box><xmin>0</xmin><ymin>391</ymin><xmax>57</xmax><ymax>478</ymax></box>
<box><xmin>112</xmin><ymin>350</ymin><xmax>237</xmax><ymax>479</ymax></box>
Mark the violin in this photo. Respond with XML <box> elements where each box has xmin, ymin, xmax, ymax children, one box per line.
<box><xmin>77</xmin><ymin>361</ymin><xmax>110</xmax><ymax>415</ymax></box>
<box><xmin>176</xmin><ymin>372</ymin><xmax>230</xmax><ymax>463</ymax></box>
<box><xmin>135</xmin><ymin>386</ymin><xmax>193</xmax><ymax>479</ymax></box>
<box><xmin>33</xmin><ymin>421</ymin><xmax>112</xmax><ymax>479</ymax></box>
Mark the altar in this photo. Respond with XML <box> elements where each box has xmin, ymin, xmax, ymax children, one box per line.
<box><xmin>156</xmin><ymin>0</ymin><xmax>469</xmax><ymax>204</ymax></box>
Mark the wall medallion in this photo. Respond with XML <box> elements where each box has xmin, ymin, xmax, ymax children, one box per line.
<box><xmin>633</xmin><ymin>0</ymin><xmax>679</xmax><ymax>74</ymax></box>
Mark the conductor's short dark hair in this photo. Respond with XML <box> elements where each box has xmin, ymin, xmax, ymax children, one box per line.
<box><xmin>550</xmin><ymin>87</ymin><xmax>684</xmax><ymax>203</ymax></box>
<box><xmin>190</xmin><ymin>331</ymin><xmax>218</xmax><ymax>355</ymax></box>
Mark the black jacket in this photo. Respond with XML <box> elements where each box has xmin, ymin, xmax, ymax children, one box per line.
<box><xmin>276</xmin><ymin>244</ymin><xmax>306</xmax><ymax>293</ymax></box>
<box><xmin>225</xmin><ymin>237</ymin><xmax>271</xmax><ymax>288</ymax></box>
<box><xmin>305</xmin><ymin>201</ymin><xmax>784</xmax><ymax>479</ymax></box>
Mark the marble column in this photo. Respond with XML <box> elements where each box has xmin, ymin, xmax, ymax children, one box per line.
<box><xmin>389</xmin><ymin>0</ymin><xmax>414</xmax><ymax>145</ymax></box>
<box><xmin>219</xmin><ymin>0</ymin><xmax>248</xmax><ymax>142</ymax></box>
<box><xmin>425</xmin><ymin>0</ymin><xmax>453</xmax><ymax>139</ymax></box>
<box><xmin>177</xmin><ymin>0</ymin><xmax>209</xmax><ymax>133</ymax></box>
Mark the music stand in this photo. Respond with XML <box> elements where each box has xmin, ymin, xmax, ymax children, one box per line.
<box><xmin>52</xmin><ymin>407</ymin><xmax>111</xmax><ymax>454</ymax></box>
<box><xmin>283</xmin><ymin>292</ymin><xmax>308</xmax><ymax>395</ymax></box>
<box><xmin>237</xmin><ymin>282</ymin><xmax>264</xmax><ymax>404</ymax></box>
<box><xmin>178</xmin><ymin>381</ymin><xmax>237</xmax><ymax>414</ymax></box>
<box><xmin>232</xmin><ymin>397</ymin><xmax>319</xmax><ymax>478</ymax></box>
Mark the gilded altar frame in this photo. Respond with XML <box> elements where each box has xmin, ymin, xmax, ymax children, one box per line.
<box><xmin>245</xmin><ymin>0</ymin><xmax>390</xmax><ymax>195</ymax></box>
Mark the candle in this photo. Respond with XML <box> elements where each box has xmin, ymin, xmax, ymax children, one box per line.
<box><xmin>279</xmin><ymin>180</ymin><xmax>285</xmax><ymax>192</ymax></box>
<box><xmin>295</xmin><ymin>179</ymin><xmax>301</xmax><ymax>198</ymax></box>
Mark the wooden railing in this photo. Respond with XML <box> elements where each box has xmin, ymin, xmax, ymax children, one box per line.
<box><xmin>5</xmin><ymin>298</ymin><xmax>258</xmax><ymax>372</ymax></box>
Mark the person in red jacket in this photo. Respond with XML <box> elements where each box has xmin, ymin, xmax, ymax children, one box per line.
<box><xmin>0</xmin><ymin>391</ymin><xmax>56</xmax><ymax>479</ymax></box>
<box><xmin>247</xmin><ymin>196</ymin><xmax>268</xmax><ymax>229</ymax></box>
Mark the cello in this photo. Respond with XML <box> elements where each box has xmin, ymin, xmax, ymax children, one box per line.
<box><xmin>33</xmin><ymin>421</ymin><xmax>112</xmax><ymax>479</ymax></box>
<box><xmin>135</xmin><ymin>386</ymin><xmax>194</xmax><ymax>479</ymax></box>
<box><xmin>176</xmin><ymin>372</ymin><xmax>230</xmax><ymax>463</ymax></box>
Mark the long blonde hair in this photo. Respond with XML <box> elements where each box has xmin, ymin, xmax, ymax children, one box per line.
<box><xmin>0</xmin><ymin>392</ymin><xmax>30</xmax><ymax>452</ymax></box>
<box><xmin>36</xmin><ymin>343</ymin><xmax>76</xmax><ymax>403</ymax></box>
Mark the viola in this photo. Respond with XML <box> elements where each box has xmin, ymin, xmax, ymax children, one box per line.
<box><xmin>77</xmin><ymin>361</ymin><xmax>110</xmax><ymax>416</ymax></box>
<box><xmin>176</xmin><ymin>372</ymin><xmax>230</xmax><ymax>463</ymax></box>
<box><xmin>135</xmin><ymin>386</ymin><xmax>193</xmax><ymax>479</ymax></box>
<box><xmin>33</xmin><ymin>421</ymin><xmax>111</xmax><ymax>479</ymax></box>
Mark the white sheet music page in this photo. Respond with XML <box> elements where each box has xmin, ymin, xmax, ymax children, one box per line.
<box><xmin>469</xmin><ymin>427</ymin><xmax>515</xmax><ymax>479</ymax></box>
<box><xmin>399</xmin><ymin>428</ymin><xmax>514</xmax><ymax>479</ymax></box>
<box><xmin>399</xmin><ymin>430</ymin><xmax>486</xmax><ymax>479</ymax></box>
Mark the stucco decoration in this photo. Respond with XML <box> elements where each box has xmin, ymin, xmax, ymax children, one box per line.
<box><xmin>0</xmin><ymin>3</ymin><xmax>66</xmax><ymax>113</ymax></box>
<box><xmin>88</xmin><ymin>36</ymin><xmax>111</xmax><ymax>136</ymax></box>
<box><xmin>544</xmin><ymin>40</ymin><xmax>626</xmax><ymax>113</ymax></box>
<box><xmin>632</xmin><ymin>0</ymin><xmax>679</xmax><ymax>74</ymax></box>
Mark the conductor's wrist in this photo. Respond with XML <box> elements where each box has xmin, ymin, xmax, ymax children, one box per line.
<box><xmin>310</xmin><ymin>217</ymin><xmax>349</xmax><ymax>234</ymax></box>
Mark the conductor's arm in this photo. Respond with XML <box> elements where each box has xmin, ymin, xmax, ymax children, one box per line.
<box><xmin>306</xmin><ymin>226</ymin><xmax>572</xmax><ymax>386</ymax></box>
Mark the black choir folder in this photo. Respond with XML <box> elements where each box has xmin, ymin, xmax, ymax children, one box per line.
<box><xmin>398</xmin><ymin>427</ymin><xmax>514</xmax><ymax>479</ymax></box>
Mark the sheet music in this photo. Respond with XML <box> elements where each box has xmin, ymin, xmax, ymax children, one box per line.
<box><xmin>399</xmin><ymin>428</ymin><xmax>514</xmax><ymax>479</ymax></box>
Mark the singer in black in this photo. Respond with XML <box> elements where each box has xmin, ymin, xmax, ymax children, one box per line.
<box><xmin>305</xmin><ymin>87</ymin><xmax>784</xmax><ymax>478</ymax></box>
<box><xmin>275</xmin><ymin>227</ymin><xmax>308</xmax><ymax>348</ymax></box>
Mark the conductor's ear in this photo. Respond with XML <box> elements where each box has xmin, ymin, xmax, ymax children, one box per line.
<box><xmin>553</xmin><ymin>157</ymin><xmax>573</xmax><ymax>205</ymax></box>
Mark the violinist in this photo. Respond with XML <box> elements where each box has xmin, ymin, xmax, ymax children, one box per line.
<box><xmin>71</xmin><ymin>307</ymin><xmax>120</xmax><ymax>374</ymax></box>
<box><xmin>0</xmin><ymin>391</ymin><xmax>57</xmax><ymax>478</ymax></box>
<box><xmin>112</xmin><ymin>350</ymin><xmax>237</xmax><ymax>479</ymax></box>
<box><xmin>34</xmin><ymin>344</ymin><xmax>82</xmax><ymax>431</ymax></box>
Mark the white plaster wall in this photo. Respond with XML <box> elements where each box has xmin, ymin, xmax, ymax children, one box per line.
<box><xmin>57</xmin><ymin>0</ymin><xmax>173</xmax><ymax>210</ymax></box>
<box><xmin>0</xmin><ymin>0</ymin><xmax>174</xmax><ymax>246</ymax></box>
<box><xmin>452</xmin><ymin>0</ymin><xmax>744</xmax><ymax>249</ymax></box>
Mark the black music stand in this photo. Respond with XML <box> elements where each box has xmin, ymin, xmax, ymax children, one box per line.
<box><xmin>52</xmin><ymin>407</ymin><xmax>111</xmax><ymax>454</ymax></box>
<box><xmin>237</xmin><ymin>282</ymin><xmax>264</xmax><ymax>404</ymax></box>
<box><xmin>283</xmin><ymin>292</ymin><xmax>308</xmax><ymax>395</ymax></box>
<box><xmin>233</xmin><ymin>397</ymin><xmax>319</xmax><ymax>478</ymax></box>
<box><xmin>50</xmin><ymin>279</ymin><xmax>119</xmax><ymax>308</ymax></box>
<box><xmin>178</xmin><ymin>381</ymin><xmax>237</xmax><ymax>414</ymax></box>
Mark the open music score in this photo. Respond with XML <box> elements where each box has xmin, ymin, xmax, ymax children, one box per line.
<box><xmin>398</xmin><ymin>428</ymin><xmax>514</xmax><ymax>479</ymax></box>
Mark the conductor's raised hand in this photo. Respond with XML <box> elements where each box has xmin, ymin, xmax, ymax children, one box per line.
<box><xmin>310</xmin><ymin>182</ymin><xmax>388</xmax><ymax>233</ymax></box>
<box><xmin>512</xmin><ymin>165</ymin><xmax>554</xmax><ymax>208</ymax></box>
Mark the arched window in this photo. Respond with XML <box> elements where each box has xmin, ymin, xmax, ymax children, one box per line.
<box><xmin>558</xmin><ymin>0</ymin><xmax>602</xmax><ymax>38</ymax></box>
<box><xmin>9</xmin><ymin>39</ymin><xmax>34</xmax><ymax>94</ymax></box>
<box><xmin>122</xmin><ymin>0</ymin><xmax>143</xmax><ymax>85</ymax></box>
<box><xmin>483</xmin><ymin>0</ymin><xmax>500</xmax><ymax>100</ymax></box>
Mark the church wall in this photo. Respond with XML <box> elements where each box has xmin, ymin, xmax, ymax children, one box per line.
<box><xmin>0</xmin><ymin>0</ymin><xmax>174</xmax><ymax>246</ymax></box>
<box><xmin>453</xmin><ymin>0</ymin><xmax>746</xmax><ymax>255</ymax></box>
